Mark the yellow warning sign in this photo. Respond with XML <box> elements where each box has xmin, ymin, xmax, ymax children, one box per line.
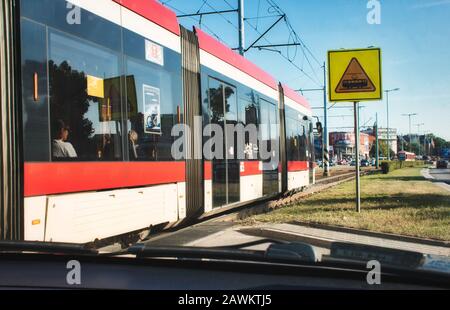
<box><xmin>87</xmin><ymin>75</ymin><xmax>104</xmax><ymax>99</ymax></box>
<box><xmin>328</xmin><ymin>48</ymin><xmax>382</xmax><ymax>102</ymax></box>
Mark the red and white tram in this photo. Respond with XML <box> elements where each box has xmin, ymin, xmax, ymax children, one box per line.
<box><xmin>0</xmin><ymin>0</ymin><xmax>314</xmax><ymax>243</ymax></box>
<box><xmin>398</xmin><ymin>151</ymin><xmax>416</xmax><ymax>161</ymax></box>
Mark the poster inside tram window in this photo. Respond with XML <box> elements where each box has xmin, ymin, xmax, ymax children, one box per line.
<box><xmin>143</xmin><ymin>84</ymin><xmax>161</xmax><ymax>134</ymax></box>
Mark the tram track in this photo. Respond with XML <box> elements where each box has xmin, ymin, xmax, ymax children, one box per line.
<box><xmin>132</xmin><ymin>168</ymin><xmax>377</xmax><ymax>249</ymax></box>
<box><xmin>94</xmin><ymin>168</ymin><xmax>377</xmax><ymax>251</ymax></box>
<box><xmin>208</xmin><ymin>169</ymin><xmax>375</xmax><ymax>223</ymax></box>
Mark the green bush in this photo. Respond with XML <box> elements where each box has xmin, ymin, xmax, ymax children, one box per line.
<box><xmin>380</xmin><ymin>161</ymin><xmax>425</xmax><ymax>174</ymax></box>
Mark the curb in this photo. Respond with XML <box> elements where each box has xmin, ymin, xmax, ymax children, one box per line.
<box><xmin>238</xmin><ymin>227</ymin><xmax>334</xmax><ymax>249</ymax></box>
<box><xmin>290</xmin><ymin>220</ymin><xmax>450</xmax><ymax>249</ymax></box>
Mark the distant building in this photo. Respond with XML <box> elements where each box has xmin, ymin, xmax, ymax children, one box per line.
<box><xmin>378</xmin><ymin>128</ymin><xmax>398</xmax><ymax>156</ymax></box>
<box><xmin>329</xmin><ymin>132</ymin><xmax>371</xmax><ymax>160</ymax></box>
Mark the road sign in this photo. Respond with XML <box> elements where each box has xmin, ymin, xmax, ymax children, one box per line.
<box><xmin>328</xmin><ymin>48</ymin><xmax>382</xmax><ymax>102</ymax></box>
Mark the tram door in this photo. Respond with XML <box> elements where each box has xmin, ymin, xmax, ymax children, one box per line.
<box><xmin>208</xmin><ymin>78</ymin><xmax>240</xmax><ymax>208</ymax></box>
<box><xmin>260</xmin><ymin>99</ymin><xmax>279</xmax><ymax>196</ymax></box>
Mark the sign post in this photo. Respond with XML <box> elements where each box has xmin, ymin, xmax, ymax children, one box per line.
<box><xmin>328</xmin><ymin>48</ymin><xmax>382</xmax><ymax>213</ymax></box>
<box><xmin>375</xmin><ymin>113</ymin><xmax>379</xmax><ymax>169</ymax></box>
<box><xmin>354</xmin><ymin>101</ymin><xmax>361</xmax><ymax>212</ymax></box>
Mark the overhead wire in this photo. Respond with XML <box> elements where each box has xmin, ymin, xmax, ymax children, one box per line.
<box><xmin>163</xmin><ymin>2</ymin><xmax>234</xmax><ymax>47</ymax></box>
<box><xmin>163</xmin><ymin>0</ymin><xmax>323</xmax><ymax>87</ymax></box>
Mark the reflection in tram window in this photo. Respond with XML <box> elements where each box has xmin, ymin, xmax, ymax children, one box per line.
<box><xmin>48</xmin><ymin>31</ymin><xmax>122</xmax><ymax>161</ymax></box>
<box><xmin>285</xmin><ymin>107</ymin><xmax>308</xmax><ymax>162</ymax></box>
<box><xmin>299</xmin><ymin>124</ymin><xmax>307</xmax><ymax>161</ymax></box>
<box><xmin>208</xmin><ymin>78</ymin><xmax>226</xmax><ymax>207</ymax></box>
<box><xmin>123</xmin><ymin>30</ymin><xmax>182</xmax><ymax>162</ymax></box>
<box><xmin>207</xmin><ymin>78</ymin><xmax>240</xmax><ymax>207</ymax></box>
<box><xmin>238</xmin><ymin>92</ymin><xmax>259</xmax><ymax>160</ymax></box>
<box><xmin>20</xmin><ymin>19</ymin><xmax>49</xmax><ymax>161</ymax></box>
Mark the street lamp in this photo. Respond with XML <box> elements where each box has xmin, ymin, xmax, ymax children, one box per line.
<box><xmin>423</xmin><ymin>130</ymin><xmax>431</xmax><ymax>157</ymax></box>
<box><xmin>415</xmin><ymin>123</ymin><xmax>424</xmax><ymax>155</ymax></box>
<box><xmin>385</xmin><ymin>88</ymin><xmax>400</xmax><ymax>160</ymax></box>
<box><xmin>402</xmin><ymin>113</ymin><xmax>418</xmax><ymax>152</ymax></box>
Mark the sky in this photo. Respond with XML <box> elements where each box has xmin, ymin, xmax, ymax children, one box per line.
<box><xmin>161</xmin><ymin>0</ymin><xmax>450</xmax><ymax>140</ymax></box>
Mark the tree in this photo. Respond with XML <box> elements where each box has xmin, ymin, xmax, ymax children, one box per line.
<box><xmin>206</xmin><ymin>84</ymin><xmax>235</xmax><ymax>124</ymax></box>
<box><xmin>432</xmin><ymin>135</ymin><xmax>450</xmax><ymax>156</ymax></box>
<box><xmin>370</xmin><ymin>140</ymin><xmax>394</xmax><ymax>159</ymax></box>
<box><xmin>49</xmin><ymin>60</ymin><xmax>94</xmax><ymax>158</ymax></box>
<box><xmin>409</xmin><ymin>142</ymin><xmax>421</xmax><ymax>155</ymax></box>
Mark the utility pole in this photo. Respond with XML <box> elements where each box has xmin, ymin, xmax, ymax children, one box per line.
<box><xmin>415</xmin><ymin>123</ymin><xmax>424</xmax><ymax>155</ymax></box>
<box><xmin>238</xmin><ymin>0</ymin><xmax>245</xmax><ymax>56</ymax></box>
<box><xmin>176</xmin><ymin>0</ymin><xmax>299</xmax><ymax>58</ymax></box>
<box><xmin>402</xmin><ymin>113</ymin><xmax>417</xmax><ymax>152</ymax></box>
<box><xmin>385</xmin><ymin>88</ymin><xmax>400</xmax><ymax>160</ymax></box>
<box><xmin>296</xmin><ymin>63</ymin><xmax>329</xmax><ymax>177</ymax></box>
<box><xmin>401</xmin><ymin>133</ymin><xmax>404</xmax><ymax>151</ymax></box>
<box><xmin>322</xmin><ymin>62</ymin><xmax>330</xmax><ymax>177</ymax></box>
<box><xmin>354</xmin><ymin>102</ymin><xmax>361</xmax><ymax>213</ymax></box>
<box><xmin>423</xmin><ymin>131</ymin><xmax>429</xmax><ymax>157</ymax></box>
<box><xmin>375</xmin><ymin>113</ymin><xmax>379</xmax><ymax>169</ymax></box>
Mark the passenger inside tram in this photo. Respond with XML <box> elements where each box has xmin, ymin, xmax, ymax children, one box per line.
<box><xmin>102</xmin><ymin>134</ymin><xmax>115</xmax><ymax>160</ymax></box>
<box><xmin>128</xmin><ymin>130</ymin><xmax>139</xmax><ymax>160</ymax></box>
<box><xmin>51</xmin><ymin>119</ymin><xmax>78</xmax><ymax>159</ymax></box>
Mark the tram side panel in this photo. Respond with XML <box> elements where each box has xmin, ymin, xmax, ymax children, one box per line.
<box><xmin>21</xmin><ymin>0</ymin><xmax>187</xmax><ymax>243</ymax></box>
<box><xmin>196</xmin><ymin>27</ymin><xmax>281</xmax><ymax>209</ymax></box>
<box><xmin>283</xmin><ymin>89</ymin><xmax>314</xmax><ymax>191</ymax></box>
<box><xmin>19</xmin><ymin>0</ymin><xmax>314</xmax><ymax>243</ymax></box>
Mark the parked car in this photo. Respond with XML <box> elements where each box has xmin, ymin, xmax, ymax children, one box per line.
<box><xmin>437</xmin><ymin>160</ymin><xmax>449</xmax><ymax>169</ymax></box>
<box><xmin>361</xmin><ymin>159</ymin><xmax>370</xmax><ymax>167</ymax></box>
<box><xmin>338</xmin><ymin>159</ymin><xmax>348</xmax><ymax>165</ymax></box>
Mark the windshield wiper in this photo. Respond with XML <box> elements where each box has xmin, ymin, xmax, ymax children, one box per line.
<box><xmin>128</xmin><ymin>242</ymin><xmax>317</xmax><ymax>264</ymax></box>
<box><xmin>0</xmin><ymin>241</ymin><xmax>98</xmax><ymax>255</ymax></box>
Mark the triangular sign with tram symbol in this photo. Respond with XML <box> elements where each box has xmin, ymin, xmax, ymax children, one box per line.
<box><xmin>335</xmin><ymin>58</ymin><xmax>376</xmax><ymax>93</ymax></box>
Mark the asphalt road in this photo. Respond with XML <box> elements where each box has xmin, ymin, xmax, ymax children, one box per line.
<box><xmin>429</xmin><ymin>168</ymin><xmax>450</xmax><ymax>184</ymax></box>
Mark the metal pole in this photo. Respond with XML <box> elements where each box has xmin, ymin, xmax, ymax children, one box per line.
<box><xmin>323</xmin><ymin>62</ymin><xmax>330</xmax><ymax>177</ymax></box>
<box><xmin>354</xmin><ymin>102</ymin><xmax>361</xmax><ymax>212</ymax></box>
<box><xmin>238</xmin><ymin>0</ymin><xmax>245</xmax><ymax>56</ymax></box>
<box><xmin>423</xmin><ymin>133</ymin><xmax>427</xmax><ymax>157</ymax></box>
<box><xmin>409</xmin><ymin>116</ymin><xmax>412</xmax><ymax>152</ymax></box>
<box><xmin>401</xmin><ymin>133</ymin><xmax>404</xmax><ymax>151</ymax></box>
<box><xmin>376</xmin><ymin>113</ymin><xmax>379</xmax><ymax>169</ymax></box>
<box><xmin>413</xmin><ymin>123</ymin><xmax>424</xmax><ymax>155</ymax></box>
<box><xmin>386</xmin><ymin>91</ymin><xmax>390</xmax><ymax>160</ymax></box>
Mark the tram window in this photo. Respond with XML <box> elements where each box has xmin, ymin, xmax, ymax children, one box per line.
<box><xmin>20</xmin><ymin>19</ymin><xmax>50</xmax><ymax>161</ymax></box>
<box><xmin>208</xmin><ymin>78</ymin><xmax>225</xmax><ymax>125</ymax></box>
<box><xmin>260</xmin><ymin>99</ymin><xmax>278</xmax><ymax>160</ymax></box>
<box><xmin>224</xmin><ymin>85</ymin><xmax>238</xmax><ymax>160</ymax></box>
<box><xmin>299</xmin><ymin>124</ymin><xmax>307</xmax><ymax>161</ymax></box>
<box><xmin>238</xmin><ymin>95</ymin><xmax>259</xmax><ymax>160</ymax></box>
<box><xmin>123</xmin><ymin>30</ymin><xmax>182</xmax><ymax>161</ymax></box>
<box><xmin>286</xmin><ymin>117</ymin><xmax>299</xmax><ymax>161</ymax></box>
<box><xmin>224</xmin><ymin>86</ymin><xmax>238</xmax><ymax>124</ymax></box>
<box><xmin>260</xmin><ymin>100</ymin><xmax>270</xmax><ymax>142</ymax></box>
<box><xmin>48</xmin><ymin>30</ymin><xmax>123</xmax><ymax>161</ymax></box>
<box><xmin>207</xmin><ymin>78</ymin><xmax>226</xmax><ymax>160</ymax></box>
<box><xmin>269</xmin><ymin>102</ymin><xmax>279</xmax><ymax>142</ymax></box>
<box><xmin>20</xmin><ymin>0</ymin><xmax>121</xmax><ymax>53</ymax></box>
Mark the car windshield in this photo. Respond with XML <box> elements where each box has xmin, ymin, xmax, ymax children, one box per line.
<box><xmin>1</xmin><ymin>0</ymin><xmax>449</xmax><ymax>293</ymax></box>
